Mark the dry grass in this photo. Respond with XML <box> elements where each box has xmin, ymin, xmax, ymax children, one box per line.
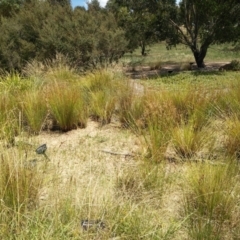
<box><xmin>1</xmin><ymin>61</ymin><xmax>240</xmax><ymax>239</ymax></box>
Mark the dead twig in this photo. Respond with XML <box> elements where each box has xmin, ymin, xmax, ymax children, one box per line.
<box><xmin>100</xmin><ymin>149</ymin><xmax>135</xmax><ymax>157</ymax></box>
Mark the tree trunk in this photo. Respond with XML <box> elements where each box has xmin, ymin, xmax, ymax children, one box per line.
<box><xmin>192</xmin><ymin>45</ymin><xmax>208</xmax><ymax>68</ymax></box>
<box><xmin>141</xmin><ymin>41</ymin><xmax>146</xmax><ymax>56</ymax></box>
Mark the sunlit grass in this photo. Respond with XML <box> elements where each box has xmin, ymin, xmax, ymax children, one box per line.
<box><xmin>22</xmin><ymin>90</ymin><xmax>48</xmax><ymax>134</ymax></box>
<box><xmin>48</xmin><ymin>81</ymin><xmax>88</xmax><ymax>131</ymax></box>
<box><xmin>183</xmin><ymin>160</ymin><xmax>240</xmax><ymax>239</ymax></box>
<box><xmin>121</xmin><ymin>42</ymin><xmax>240</xmax><ymax>67</ymax></box>
<box><xmin>171</xmin><ymin>123</ymin><xmax>213</xmax><ymax>159</ymax></box>
<box><xmin>85</xmin><ymin>70</ymin><xmax>119</xmax><ymax>125</ymax></box>
<box><xmin>223</xmin><ymin>116</ymin><xmax>240</xmax><ymax>158</ymax></box>
<box><xmin>1</xmin><ymin>57</ymin><xmax>240</xmax><ymax>239</ymax></box>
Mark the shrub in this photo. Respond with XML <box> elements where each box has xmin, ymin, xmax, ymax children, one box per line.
<box><xmin>219</xmin><ymin>60</ymin><xmax>240</xmax><ymax>71</ymax></box>
<box><xmin>0</xmin><ymin>1</ymin><xmax>127</xmax><ymax>72</ymax></box>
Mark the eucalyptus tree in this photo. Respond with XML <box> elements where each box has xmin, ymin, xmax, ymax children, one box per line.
<box><xmin>106</xmin><ymin>0</ymin><xmax>176</xmax><ymax>55</ymax></box>
<box><xmin>169</xmin><ymin>0</ymin><xmax>240</xmax><ymax>67</ymax></box>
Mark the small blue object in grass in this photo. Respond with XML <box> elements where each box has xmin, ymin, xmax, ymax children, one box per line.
<box><xmin>35</xmin><ymin>144</ymin><xmax>47</xmax><ymax>155</ymax></box>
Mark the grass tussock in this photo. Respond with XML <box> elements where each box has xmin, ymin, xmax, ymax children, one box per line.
<box><xmin>0</xmin><ymin>149</ymin><xmax>43</xmax><ymax>238</ymax></box>
<box><xmin>85</xmin><ymin>70</ymin><xmax>118</xmax><ymax>125</ymax></box>
<box><xmin>224</xmin><ymin>116</ymin><xmax>240</xmax><ymax>158</ymax></box>
<box><xmin>0</xmin><ymin>156</ymin><xmax>42</xmax><ymax>212</ymax></box>
<box><xmin>183</xmin><ymin>161</ymin><xmax>240</xmax><ymax>239</ymax></box>
<box><xmin>171</xmin><ymin>123</ymin><xmax>213</xmax><ymax>159</ymax></box>
<box><xmin>47</xmin><ymin>81</ymin><xmax>88</xmax><ymax>131</ymax></box>
<box><xmin>117</xmin><ymin>85</ymin><xmax>145</xmax><ymax>129</ymax></box>
<box><xmin>22</xmin><ymin>90</ymin><xmax>49</xmax><ymax>134</ymax></box>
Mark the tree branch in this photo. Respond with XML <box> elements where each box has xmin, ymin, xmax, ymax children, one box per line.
<box><xmin>169</xmin><ymin>19</ymin><xmax>192</xmax><ymax>47</ymax></box>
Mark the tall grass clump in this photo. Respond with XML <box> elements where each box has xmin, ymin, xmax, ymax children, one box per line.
<box><xmin>214</xmin><ymin>79</ymin><xmax>240</xmax><ymax>119</ymax></box>
<box><xmin>0</xmin><ymin>155</ymin><xmax>42</xmax><ymax>212</ymax></box>
<box><xmin>0</xmin><ymin>73</ymin><xmax>33</xmax><ymax>143</ymax></box>
<box><xmin>22</xmin><ymin>90</ymin><xmax>48</xmax><ymax>134</ymax></box>
<box><xmin>90</xmin><ymin>90</ymin><xmax>116</xmax><ymax>125</ymax></box>
<box><xmin>117</xmin><ymin>83</ymin><xmax>146</xmax><ymax>129</ymax></box>
<box><xmin>113</xmin><ymin>160</ymin><xmax>179</xmax><ymax>239</ymax></box>
<box><xmin>48</xmin><ymin>81</ymin><xmax>88</xmax><ymax>131</ymax></box>
<box><xmin>24</xmin><ymin>53</ymin><xmax>79</xmax><ymax>82</ymax></box>
<box><xmin>183</xmin><ymin>161</ymin><xmax>240</xmax><ymax>239</ymax></box>
<box><xmin>0</xmin><ymin>150</ymin><xmax>43</xmax><ymax>237</ymax></box>
<box><xmin>110</xmin><ymin>202</ymin><xmax>175</xmax><ymax>239</ymax></box>
<box><xmin>223</xmin><ymin>116</ymin><xmax>240</xmax><ymax>158</ymax></box>
<box><xmin>0</xmin><ymin>72</ymin><xmax>33</xmax><ymax>94</ymax></box>
<box><xmin>169</xmin><ymin>87</ymin><xmax>215</xmax><ymax>129</ymax></box>
<box><xmin>171</xmin><ymin>122</ymin><xmax>213</xmax><ymax>159</ymax></box>
<box><xmin>85</xmin><ymin>70</ymin><xmax>118</xmax><ymax>125</ymax></box>
<box><xmin>0</xmin><ymin>93</ymin><xmax>20</xmax><ymax>145</ymax></box>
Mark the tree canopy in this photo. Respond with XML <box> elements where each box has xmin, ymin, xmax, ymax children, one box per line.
<box><xmin>106</xmin><ymin>0</ymin><xmax>177</xmax><ymax>55</ymax></box>
<box><xmin>168</xmin><ymin>0</ymin><xmax>240</xmax><ymax>67</ymax></box>
<box><xmin>0</xmin><ymin>0</ymin><xmax>128</xmax><ymax>72</ymax></box>
<box><xmin>0</xmin><ymin>0</ymin><xmax>239</xmax><ymax>71</ymax></box>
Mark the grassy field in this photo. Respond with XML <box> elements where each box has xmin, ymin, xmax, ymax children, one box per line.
<box><xmin>0</xmin><ymin>49</ymin><xmax>240</xmax><ymax>239</ymax></box>
<box><xmin>121</xmin><ymin>42</ymin><xmax>240</xmax><ymax>67</ymax></box>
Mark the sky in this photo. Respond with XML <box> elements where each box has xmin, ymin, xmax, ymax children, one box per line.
<box><xmin>71</xmin><ymin>0</ymin><xmax>180</xmax><ymax>9</ymax></box>
<box><xmin>71</xmin><ymin>0</ymin><xmax>108</xmax><ymax>9</ymax></box>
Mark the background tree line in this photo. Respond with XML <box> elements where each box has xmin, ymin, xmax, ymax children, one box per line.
<box><xmin>0</xmin><ymin>0</ymin><xmax>239</xmax><ymax>72</ymax></box>
<box><xmin>0</xmin><ymin>0</ymin><xmax>128</xmax><ymax>72</ymax></box>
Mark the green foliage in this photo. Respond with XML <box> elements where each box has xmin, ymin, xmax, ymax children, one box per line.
<box><xmin>169</xmin><ymin>0</ymin><xmax>240</xmax><ymax>67</ymax></box>
<box><xmin>230</xmin><ymin>60</ymin><xmax>240</xmax><ymax>71</ymax></box>
<box><xmin>0</xmin><ymin>1</ymin><xmax>50</xmax><ymax>71</ymax></box>
<box><xmin>0</xmin><ymin>0</ymin><xmax>24</xmax><ymax>18</ymax></box>
<box><xmin>107</xmin><ymin>0</ymin><xmax>176</xmax><ymax>55</ymax></box>
<box><xmin>0</xmin><ymin>1</ymin><xmax>127</xmax><ymax>72</ymax></box>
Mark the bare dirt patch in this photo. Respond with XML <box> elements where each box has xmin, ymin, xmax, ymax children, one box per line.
<box><xmin>27</xmin><ymin>120</ymin><xmax>142</xmax><ymax>204</ymax></box>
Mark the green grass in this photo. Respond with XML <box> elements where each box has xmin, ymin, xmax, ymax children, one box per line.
<box><xmin>121</xmin><ymin>42</ymin><xmax>240</xmax><ymax>67</ymax></box>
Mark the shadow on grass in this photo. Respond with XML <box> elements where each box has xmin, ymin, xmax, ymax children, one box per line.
<box><xmin>189</xmin><ymin>70</ymin><xmax>225</xmax><ymax>77</ymax></box>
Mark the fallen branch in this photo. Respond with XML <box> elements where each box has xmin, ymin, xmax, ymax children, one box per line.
<box><xmin>100</xmin><ymin>149</ymin><xmax>135</xmax><ymax>157</ymax></box>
